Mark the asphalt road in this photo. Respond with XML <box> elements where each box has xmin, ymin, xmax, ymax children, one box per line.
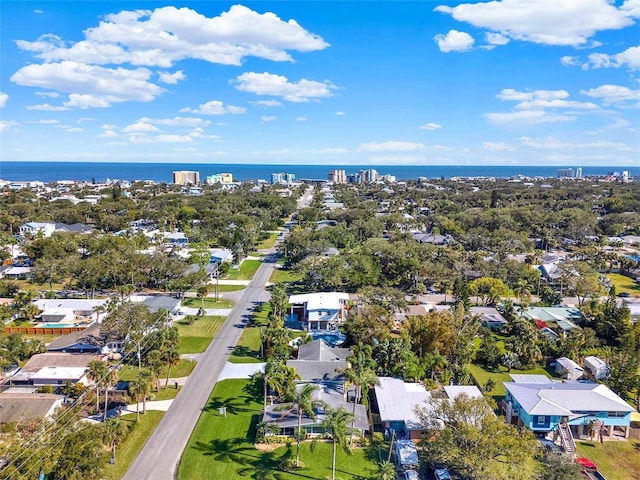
<box><xmin>123</xmin><ymin>187</ymin><xmax>312</xmax><ymax>480</ymax></box>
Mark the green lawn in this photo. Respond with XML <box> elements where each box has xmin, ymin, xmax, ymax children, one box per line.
<box><xmin>257</xmin><ymin>231</ymin><xmax>278</xmax><ymax>250</ymax></box>
<box><xmin>216</xmin><ymin>284</ymin><xmax>247</xmax><ymax>293</ymax></box>
<box><xmin>176</xmin><ymin>316</ymin><xmax>226</xmax><ymax>354</ymax></box>
<box><xmin>575</xmin><ymin>440</ymin><xmax>640</xmax><ymax>480</ymax></box>
<box><xmin>182</xmin><ymin>297</ymin><xmax>234</xmax><ymax>309</ymax></box>
<box><xmin>178</xmin><ymin>379</ymin><xmax>378</xmax><ymax>480</ymax></box>
<box><xmin>228</xmin><ymin>303</ymin><xmax>270</xmax><ymax>364</ymax></box>
<box><xmin>110</xmin><ymin>411</ymin><xmax>164</xmax><ymax>480</ymax></box>
<box><xmin>224</xmin><ymin>259</ymin><xmax>262</xmax><ymax>281</ymax></box>
<box><xmin>118</xmin><ymin>359</ymin><xmax>195</xmax><ymax>382</ymax></box>
<box><xmin>269</xmin><ymin>268</ymin><xmax>303</xmax><ymax>284</ymax></box>
<box><xmin>467</xmin><ymin>363</ymin><xmax>558</xmax><ymax>399</ymax></box>
<box><xmin>607</xmin><ymin>272</ymin><xmax>640</xmax><ymax>296</ymax></box>
<box><xmin>151</xmin><ymin>385</ymin><xmax>182</xmax><ymax>401</ymax></box>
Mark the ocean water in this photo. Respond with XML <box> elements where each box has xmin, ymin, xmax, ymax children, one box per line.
<box><xmin>0</xmin><ymin>161</ymin><xmax>635</xmax><ymax>183</ymax></box>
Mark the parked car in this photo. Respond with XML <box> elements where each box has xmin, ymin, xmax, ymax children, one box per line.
<box><xmin>576</xmin><ymin>458</ymin><xmax>606</xmax><ymax>480</ymax></box>
<box><xmin>430</xmin><ymin>464</ymin><xmax>452</xmax><ymax>480</ymax></box>
<box><xmin>401</xmin><ymin>471</ymin><xmax>420</xmax><ymax>480</ymax></box>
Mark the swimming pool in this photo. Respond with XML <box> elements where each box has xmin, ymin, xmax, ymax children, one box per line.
<box><xmin>37</xmin><ymin>323</ymin><xmax>79</xmax><ymax>328</ymax></box>
<box><xmin>309</xmin><ymin>331</ymin><xmax>346</xmax><ymax>347</ymax></box>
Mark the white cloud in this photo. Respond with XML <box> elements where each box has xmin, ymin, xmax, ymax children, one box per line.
<box><xmin>138</xmin><ymin>116</ymin><xmax>211</xmax><ymax>127</ymax></box>
<box><xmin>128</xmin><ymin>133</ymin><xmax>194</xmax><ymax>144</ymax></box>
<box><xmin>560</xmin><ymin>56</ymin><xmax>578</xmax><ymax>66</ymax></box>
<box><xmin>261</xmin><ymin>115</ymin><xmax>277</xmax><ymax>123</ymax></box>
<box><xmin>26</xmin><ymin>103</ymin><xmax>70</xmax><ymax>111</ymax></box>
<box><xmin>0</xmin><ymin>92</ymin><xmax>7</xmax><ymax>108</ymax></box>
<box><xmin>180</xmin><ymin>100</ymin><xmax>246</xmax><ymax>115</ymax></box>
<box><xmin>296</xmin><ymin>116</ymin><xmax>308</xmax><ymax>122</ymax></box>
<box><xmin>64</xmin><ymin>127</ymin><xmax>83</xmax><ymax>133</ymax></box>
<box><xmin>485</xmin><ymin>110</ymin><xmax>576</xmax><ymax>125</ymax></box>
<box><xmin>0</xmin><ymin>121</ymin><xmax>18</xmax><ymax>133</ymax></box>
<box><xmin>581</xmin><ymin>84</ymin><xmax>640</xmax><ymax>105</ymax></box>
<box><xmin>124</xmin><ymin>122</ymin><xmax>159</xmax><ymax>133</ymax></box>
<box><xmin>496</xmin><ymin>88</ymin><xmax>569</xmax><ymax>101</ymax></box>
<box><xmin>35</xmin><ymin>91</ymin><xmax>60</xmax><ymax>98</ymax></box>
<box><xmin>157</xmin><ymin>70</ymin><xmax>185</xmax><ymax>84</ymax></box>
<box><xmin>434</xmin><ymin>30</ymin><xmax>475</xmax><ymax>52</ymax></box>
<box><xmin>584</xmin><ymin>46</ymin><xmax>640</xmax><ymax>70</ymax></box>
<box><xmin>358</xmin><ymin>141</ymin><xmax>426</xmax><ymax>152</ymax></box>
<box><xmin>335</xmin><ymin>111</ymin><xmax>345</xmax><ymax>116</ymax></box>
<box><xmin>520</xmin><ymin>136</ymin><xmax>633</xmax><ymax>151</ymax></box>
<box><xmin>15</xmin><ymin>5</ymin><xmax>329</xmax><ymax>68</ymax></box>
<box><xmin>483</xmin><ymin>141</ymin><xmax>513</xmax><ymax>151</ymax></box>
<box><xmin>485</xmin><ymin>32</ymin><xmax>510</xmax><ymax>46</ymax></box>
<box><xmin>250</xmin><ymin>99</ymin><xmax>283</xmax><ymax>108</ymax></box>
<box><xmin>435</xmin><ymin>0</ymin><xmax>639</xmax><ymax>46</ymax></box>
<box><xmin>419</xmin><ymin>122</ymin><xmax>442</xmax><ymax>130</ymax></box>
<box><xmin>29</xmin><ymin>119</ymin><xmax>59</xmax><ymax>124</ymax></box>
<box><xmin>34</xmin><ymin>9</ymin><xmax>43</xmax><ymax>14</ymax></box>
<box><xmin>232</xmin><ymin>72</ymin><xmax>336</xmax><ymax>102</ymax></box>
<box><xmin>11</xmin><ymin>61</ymin><xmax>164</xmax><ymax>108</ymax></box>
<box><xmin>515</xmin><ymin>99</ymin><xmax>597</xmax><ymax>110</ymax></box>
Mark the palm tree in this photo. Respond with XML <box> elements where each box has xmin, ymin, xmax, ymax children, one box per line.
<box><xmin>87</xmin><ymin>360</ymin><xmax>108</xmax><ymax>413</ymax></box>
<box><xmin>340</xmin><ymin>362</ymin><xmax>379</xmax><ymax>446</ymax></box>
<box><xmin>161</xmin><ymin>348</ymin><xmax>180</xmax><ymax>389</ymax></box>
<box><xmin>102</xmin><ymin>418</ymin><xmax>128</xmax><ymax>464</ymax></box>
<box><xmin>322</xmin><ymin>406</ymin><xmax>354</xmax><ymax>480</ymax></box>
<box><xmin>423</xmin><ymin>351</ymin><xmax>448</xmax><ymax>382</ymax></box>
<box><xmin>102</xmin><ymin>367</ymin><xmax>119</xmax><ymax>422</ymax></box>
<box><xmin>129</xmin><ymin>370</ymin><xmax>153</xmax><ymax>421</ymax></box>
<box><xmin>377</xmin><ymin>460</ymin><xmax>396</xmax><ymax>480</ymax></box>
<box><xmin>277</xmin><ymin>383</ymin><xmax>322</xmax><ymax>468</ymax></box>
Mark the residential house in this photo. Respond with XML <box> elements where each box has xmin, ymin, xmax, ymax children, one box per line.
<box><xmin>374</xmin><ymin>377</ymin><xmax>431</xmax><ymax>441</ymax></box>
<box><xmin>262</xmin><ymin>339</ymin><xmax>369</xmax><ymax>437</ymax></box>
<box><xmin>34</xmin><ymin>299</ymin><xmax>108</xmax><ymax>325</ymax></box>
<box><xmin>8</xmin><ymin>352</ymin><xmax>98</xmax><ymax>388</ymax></box>
<box><xmin>0</xmin><ymin>266</ymin><xmax>33</xmax><ymax>280</ymax></box>
<box><xmin>521</xmin><ymin>306</ymin><xmax>582</xmax><ymax>336</ymax></box>
<box><xmin>583</xmin><ymin>356</ymin><xmax>609</xmax><ymax>380</ymax></box>
<box><xmin>132</xmin><ymin>295</ymin><xmax>182</xmax><ymax>316</ymax></box>
<box><xmin>289</xmin><ymin>292</ymin><xmax>350</xmax><ymax>331</ymax></box>
<box><xmin>622</xmin><ymin>300</ymin><xmax>640</xmax><ymax>324</ymax></box>
<box><xmin>471</xmin><ymin>307</ymin><xmax>508</xmax><ymax>331</ymax></box>
<box><xmin>209</xmin><ymin>248</ymin><xmax>234</xmax><ymax>264</ymax></box>
<box><xmin>442</xmin><ymin>385</ymin><xmax>483</xmax><ymax>402</ymax></box>
<box><xmin>0</xmin><ymin>393</ymin><xmax>64</xmax><ymax>424</ymax></box>
<box><xmin>18</xmin><ymin>222</ymin><xmax>56</xmax><ymax>238</ymax></box>
<box><xmin>555</xmin><ymin>357</ymin><xmax>585</xmax><ymax>381</ymax></box>
<box><xmin>503</xmin><ymin>375</ymin><xmax>636</xmax><ymax>440</ymax></box>
<box><xmin>412</xmin><ymin>232</ymin><xmax>453</xmax><ymax>246</ymax></box>
<box><xmin>46</xmin><ymin>324</ymin><xmax>124</xmax><ymax>355</ymax></box>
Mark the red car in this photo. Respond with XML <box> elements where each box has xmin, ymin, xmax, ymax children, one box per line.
<box><xmin>576</xmin><ymin>458</ymin><xmax>606</xmax><ymax>480</ymax></box>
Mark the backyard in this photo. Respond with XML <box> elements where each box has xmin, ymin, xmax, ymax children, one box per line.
<box><xmin>178</xmin><ymin>379</ymin><xmax>379</xmax><ymax>480</ymax></box>
<box><xmin>176</xmin><ymin>315</ymin><xmax>226</xmax><ymax>354</ymax></box>
<box><xmin>575</xmin><ymin>440</ymin><xmax>640</xmax><ymax>480</ymax></box>
<box><xmin>467</xmin><ymin>362</ymin><xmax>558</xmax><ymax>400</ymax></box>
<box><xmin>606</xmin><ymin>272</ymin><xmax>640</xmax><ymax>296</ymax></box>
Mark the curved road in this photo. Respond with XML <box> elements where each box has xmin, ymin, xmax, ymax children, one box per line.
<box><xmin>123</xmin><ymin>187</ymin><xmax>313</xmax><ymax>480</ymax></box>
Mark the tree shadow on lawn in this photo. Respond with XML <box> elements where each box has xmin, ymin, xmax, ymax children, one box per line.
<box><xmin>204</xmin><ymin>394</ymin><xmax>257</xmax><ymax>414</ymax></box>
<box><xmin>231</xmin><ymin>345</ymin><xmax>261</xmax><ymax>359</ymax></box>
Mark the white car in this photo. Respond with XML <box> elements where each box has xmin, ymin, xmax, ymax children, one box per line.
<box><xmin>402</xmin><ymin>471</ymin><xmax>420</xmax><ymax>480</ymax></box>
<box><xmin>433</xmin><ymin>466</ymin><xmax>452</xmax><ymax>480</ymax></box>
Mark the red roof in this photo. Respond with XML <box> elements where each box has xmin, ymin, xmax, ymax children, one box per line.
<box><xmin>535</xmin><ymin>319</ymin><xmax>549</xmax><ymax>329</ymax></box>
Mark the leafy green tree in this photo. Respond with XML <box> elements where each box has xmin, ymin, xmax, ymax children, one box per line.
<box><xmin>322</xmin><ymin>407</ymin><xmax>354</xmax><ymax>480</ymax></box>
<box><xmin>476</xmin><ymin>334</ymin><xmax>501</xmax><ymax>368</ymax></box>
<box><xmin>143</xmin><ymin>349</ymin><xmax>164</xmax><ymax>391</ymax></box>
<box><xmin>196</xmin><ymin>284</ymin><xmax>209</xmax><ymax>314</ymax></box>
<box><xmin>416</xmin><ymin>394</ymin><xmax>538</xmax><ymax>480</ymax></box>
<box><xmin>469</xmin><ymin>277</ymin><xmax>510</xmax><ymax>306</ymax></box>
<box><xmin>537</xmin><ymin>453</ymin><xmax>584</xmax><ymax>480</ymax></box>
<box><xmin>377</xmin><ymin>460</ymin><xmax>396</xmax><ymax>480</ymax></box>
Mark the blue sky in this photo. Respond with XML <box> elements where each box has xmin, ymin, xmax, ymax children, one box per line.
<box><xmin>1</xmin><ymin>0</ymin><xmax>639</xmax><ymax>165</ymax></box>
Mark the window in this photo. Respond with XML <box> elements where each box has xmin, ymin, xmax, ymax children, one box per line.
<box><xmin>537</xmin><ymin>416</ymin><xmax>546</xmax><ymax>425</ymax></box>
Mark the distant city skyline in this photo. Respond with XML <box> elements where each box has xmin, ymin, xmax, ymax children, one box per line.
<box><xmin>1</xmin><ymin>1</ymin><xmax>639</xmax><ymax>166</ymax></box>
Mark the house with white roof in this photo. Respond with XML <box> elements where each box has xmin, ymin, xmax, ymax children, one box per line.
<box><xmin>33</xmin><ymin>299</ymin><xmax>108</xmax><ymax>325</ymax></box>
<box><xmin>503</xmin><ymin>375</ymin><xmax>635</xmax><ymax>440</ymax></box>
<box><xmin>374</xmin><ymin>377</ymin><xmax>432</xmax><ymax>440</ymax></box>
<box><xmin>289</xmin><ymin>292</ymin><xmax>350</xmax><ymax>331</ymax></box>
<box><xmin>555</xmin><ymin>357</ymin><xmax>585</xmax><ymax>381</ymax></box>
<box><xmin>583</xmin><ymin>356</ymin><xmax>609</xmax><ymax>380</ymax></box>
<box><xmin>19</xmin><ymin>222</ymin><xmax>56</xmax><ymax>238</ymax></box>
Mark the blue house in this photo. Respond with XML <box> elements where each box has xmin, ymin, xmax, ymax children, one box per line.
<box><xmin>503</xmin><ymin>377</ymin><xmax>635</xmax><ymax>441</ymax></box>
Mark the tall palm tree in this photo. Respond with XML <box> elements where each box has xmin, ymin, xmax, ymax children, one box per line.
<box><xmin>322</xmin><ymin>406</ymin><xmax>354</xmax><ymax>480</ymax></box>
<box><xmin>102</xmin><ymin>418</ymin><xmax>128</xmax><ymax>464</ymax></box>
<box><xmin>161</xmin><ymin>348</ymin><xmax>180</xmax><ymax>389</ymax></box>
<box><xmin>340</xmin><ymin>363</ymin><xmax>379</xmax><ymax>446</ymax></box>
<box><xmin>87</xmin><ymin>360</ymin><xmax>108</xmax><ymax>414</ymax></box>
<box><xmin>129</xmin><ymin>369</ymin><xmax>153</xmax><ymax>421</ymax></box>
<box><xmin>102</xmin><ymin>367</ymin><xmax>119</xmax><ymax>422</ymax></box>
<box><xmin>277</xmin><ymin>383</ymin><xmax>322</xmax><ymax>468</ymax></box>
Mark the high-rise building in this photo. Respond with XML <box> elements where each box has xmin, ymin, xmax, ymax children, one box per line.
<box><xmin>271</xmin><ymin>172</ymin><xmax>296</xmax><ymax>184</ymax></box>
<box><xmin>557</xmin><ymin>168</ymin><xmax>575</xmax><ymax>178</ymax></box>
<box><xmin>328</xmin><ymin>169</ymin><xmax>347</xmax><ymax>184</ymax></box>
<box><xmin>173</xmin><ymin>170</ymin><xmax>200</xmax><ymax>185</ymax></box>
<box><xmin>575</xmin><ymin>167</ymin><xmax>582</xmax><ymax>179</ymax></box>
<box><xmin>360</xmin><ymin>169</ymin><xmax>379</xmax><ymax>183</ymax></box>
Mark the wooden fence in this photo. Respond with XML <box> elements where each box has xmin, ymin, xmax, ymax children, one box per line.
<box><xmin>2</xmin><ymin>326</ymin><xmax>87</xmax><ymax>335</ymax></box>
